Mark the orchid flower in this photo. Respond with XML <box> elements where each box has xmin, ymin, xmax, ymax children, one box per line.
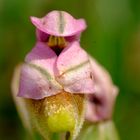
<box><xmin>15</xmin><ymin>11</ymin><xmax>95</xmax><ymax>140</ymax></box>
<box><xmin>11</xmin><ymin>10</ymin><xmax>119</xmax><ymax>140</ymax></box>
<box><xmin>18</xmin><ymin>10</ymin><xmax>95</xmax><ymax>100</ymax></box>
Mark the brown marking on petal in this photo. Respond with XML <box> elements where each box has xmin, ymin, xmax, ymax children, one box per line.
<box><xmin>58</xmin><ymin>11</ymin><xmax>65</xmax><ymax>34</ymax></box>
<box><xmin>42</xmin><ymin>18</ymin><xmax>47</xmax><ymax>26</ymax></box>
<box><xmin>90</xmin><ymin>72</ymin><xmax>93</xmax><ymax>79</ymax></box>
<box><xmin>42</xmin><ymin>20</ymin><xmax>46</xmax><ymax>25</ymax></box>
<box><xmin>89</xmin><ymin>95</ymin><xmax>102</xmax><ymax>106</ymax></box>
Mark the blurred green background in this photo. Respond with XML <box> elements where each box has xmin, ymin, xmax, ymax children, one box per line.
<box><xmin>0</xmin><ymin>0</ymin><xmax>140</xmax><ymax>139</ymax></box>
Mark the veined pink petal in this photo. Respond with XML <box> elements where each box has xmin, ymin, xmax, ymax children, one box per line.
<box><xmin>18</xmin><ymin>64</ymin><xmax>62</xmax><ymax>99</ymax></box>
<box><xmin>56</xmin><ymin>42</ymin><xmax>95</xmax><ymax>94</ymax></box>
<box><xmin>30</xmin><ymin>10</ymin><xmax>86</xmax><ymax>37</ymax></box>
<box><xmin>18</xmin><ymin>42</ymin><xmax>63</xmax><ymax>99</ymax></box>
<box><xmin>25</xmin><ymin>42</ymin><xmax>57</xmax><ymax>76</ymax></box>
<box><xmin>56</xmin><ymin>41</ymin><xmax>89</xmax><ymax>75</ymax></box>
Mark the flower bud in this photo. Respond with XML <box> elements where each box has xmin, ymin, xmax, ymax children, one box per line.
<box><xmin>85</xmin><ymin>57</ymin><xmax>118</xmax><ymax>123</ymax></box>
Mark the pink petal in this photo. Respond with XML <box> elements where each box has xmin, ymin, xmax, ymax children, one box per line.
<box><xmin>18</xmin><ymin>42</ymin><xmax>63</xmax><ymax>99</ymax></box>
<box><xmin>56</xmin><ymin>41</ymin><xmax>95</xmax><ymax>94</ymax></box>
<box><xmin>36</xmin><ymin>29</ymin><xmax>49</xmax><ymax>42</ymax></box>
<box><xmin>25</xmin><ymin>42</ymin><xmax>57</xmax><ymax>76</ymax></box>
<box><xmin>56</xmin><ymin>41</ymin><xmax>88</xmax><ymax>75</ymax></box>
<box><xmin>30</xmin><ymin>10</ymin><xmax>86</xmax><ymax>37</ymax></box>
<box><xmin>89</xmin><ymin>57</ymin><xmax>118</xmax><ymax>100</ymax></box>
<box><xmin>18</xmin><ymin>64</ymin><xmax>62</xmax><ymax>99</ymax></box>
<box><xmin>85</xmin><ymin>57</ymin><xmax>118</xmax><ymax>122</ymax></box>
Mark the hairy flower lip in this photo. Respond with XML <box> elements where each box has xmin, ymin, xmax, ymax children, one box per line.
<box><xmin>30</xmin><ymin>10</ymin><xmax>87</xmax><ymax>37</ymax></box>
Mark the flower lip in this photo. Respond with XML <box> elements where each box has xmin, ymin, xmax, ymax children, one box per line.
<box><xmin>30</xmin><ymin>10</ymin><xmax>87</xmax><ymax>37</ymax></box>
